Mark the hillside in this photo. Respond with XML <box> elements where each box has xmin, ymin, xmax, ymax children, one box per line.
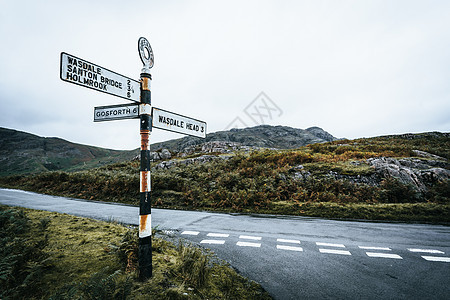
<box><xmin>2</xmin><ymin>131</ymin><xmax>448</xmax><ymax>223</ymax></box>
<box><xmin>0</xmin><ymin>128</ymin><xmax>136</xmax><ymax>176</ymax></box>
<box><xmin>0</xmin><ymin>125</ymin><xmax>336</xmax><ymax>176</ymax></box>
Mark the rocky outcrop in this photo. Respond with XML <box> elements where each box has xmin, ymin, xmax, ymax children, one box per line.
<box><xmin>305</xmin><ymin>126</ymin><xmax>337</xmax><ymax>142</ymax></box>
<box><xmin>289</xmin><ymin>164</ymin><xmax>312</xmax><ymax>181</ymax></box>
<box><xmin>367</xmin><ymin>156</ymin><xmax>449</xmax><ymax>193</ymax></box>
<box><xmin>181</xmin><ymin>141</ymin><xmax>249</xmax><ymax>156</ymax></box>
<box><xmin>160</xmin><ymin>149</ymin><xmax>172</xmax><ymax>160</ymax></box>
<box><xmin>289</xmin><ymin>150</ymin><xmax>449</xmax><ymax>193</ymax></box>
<box><xmin>153</xmin><ymin>154</ymin><xmax>231</xmax><ymax>170</ymax></box>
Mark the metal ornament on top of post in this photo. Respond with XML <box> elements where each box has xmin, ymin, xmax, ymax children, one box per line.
<box><xmin>138</xmin><ymin>36</ymin><xmax>154</xmax><ymax>281</ymax></box>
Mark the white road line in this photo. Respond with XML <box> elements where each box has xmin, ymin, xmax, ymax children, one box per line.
<box><xmin>316</xmin><ymin>242</ymin><xmax>346</xmax><ymax>248</ymax></box>
<box><xmin>237</xmin><ymin>241</ymin><xmax>261</xmax><ymax>247</ymax></box>
<box><xmin>421</xmin><ymin>256</ymin><xmax>450</xmax><ymax>262</ymax></box>
<box><xmin>207</xmin><ymin>233</ymin><xmax>230</xmax><ymax>238</ymax></box>
<box><xmin>366</xmin><ymin>252</ymin><xmax>403</xmax><ymax>259</ymax></box>
<box><xmin>319</xmin><ymin>249</ymin><xmax>351</xmax><ymax>255</ymax></box>
<box><xmin>359</xmin><ymin>246</ymin><xmax>392</xmax><ymax>251</ymax></box>
<box><xmin>408</xmin><ymin>248</ymin><xmax>445</xmax><ymax>254</ymax></box>
<box><xmin>181</xmin><ymin>231</ymin><xmax>199</xmax><ymax>236</ymax></box>
<box><xmin>239</xmin><ymin>235</ymin><xmax>262</xmax><ymax>241</ymax></box>
<box><xmin>277</xmin><ymin>238</ymin><xmax>301</xmax><ymax>244</ymax></box>
<box><xmin>277</xmin><ymin>245</ymin><xmax>303</xmax><ymax>252</ymax></box>
<box><xmin>200</xmin><ymin>240</ymin><xmax>225</xmax><ymax>245</ymax></box>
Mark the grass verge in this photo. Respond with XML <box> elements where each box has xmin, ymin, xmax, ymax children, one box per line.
<box><xmin>0</xmin><ymin>205</ymin><xmax>270</xmax><ymax>299</ymax></box>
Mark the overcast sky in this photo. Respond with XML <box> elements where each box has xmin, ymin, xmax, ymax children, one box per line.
<box><xmin>1</xmin><ymin>0</ymin><xmax>449</xmax><ymax>150</ymax></box>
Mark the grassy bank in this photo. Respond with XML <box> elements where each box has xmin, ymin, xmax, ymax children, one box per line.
<box><xmin>1</xmin><ymin>133</ymin><xmax>449</xmax><ymax>223</ymax></box>
<box><xmin>0</xmin><ymin>206</ymin><xmax>270</xmax><ymax>299</ymax></box>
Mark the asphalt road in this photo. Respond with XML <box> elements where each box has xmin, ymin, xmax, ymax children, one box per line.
<box><xmin>1</xmin><ymin>188</ymin><xmax>449</xmax><ymax>299</ymax></box>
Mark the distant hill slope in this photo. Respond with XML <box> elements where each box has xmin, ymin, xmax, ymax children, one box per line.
<box><xmin>0</xmin><ymin>125</ymin><xmax>336</xmax><ymax>176</ymax></box>
<box><xmin>151</xmin><ymin>125</ymin><xmax>337</xmax><ymax>152</ymax></box>
<box><xmin>0</xmin><ymin>128</ymin><xmax>136</xmax><ymax>176</ymax></box>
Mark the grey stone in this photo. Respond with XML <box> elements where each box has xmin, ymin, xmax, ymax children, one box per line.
<box><xmin>367</xmin><ymin>157</ymin><xmax>449</xmax><ymax>192</ymax></box>
<box><xmin>160</xmin><ymin>149</ymin><xmax>172</xmax><ymax>160</ymax></box>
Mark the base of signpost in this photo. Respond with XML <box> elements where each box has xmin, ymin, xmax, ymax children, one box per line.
<box><xmin>138</xmin><ymin>237</ymin><xmax>152</xmax><ymax>280</ymax></box>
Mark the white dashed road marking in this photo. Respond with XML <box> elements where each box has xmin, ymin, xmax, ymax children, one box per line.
<box><xmin>408</xmin><ymin>249</ymin><xmax>445</xmax><ymax>254</ymax></box>
<box><xmin>200</xmin><ymin>240</ymin><xmax>225</xmax><ymax>245</ymax></box>
<box><xmin>359</xmin><ymin>246</ymin><xmax>392</xmax><ymax>251</ymax></box>
<box><xmin>181</xmin><ymin>231</ymin><xmax>200</xmax><ymax>236</ymax></box>
<box><xmin>180</xmin><ymin>230</ymin><xmax>448</xmax><ymax>263</ymax></box>
<box><xmin>239</xmin><ymin>235</ymin><xmax>262</xmax><ymax>241</ymax></box>
<box><xmin>277</xmin><ymin>239</ymin><xmax>301</xmax><ymax>244</ymax></box>
<box><xmin>421</xmin><ymin>256</ymin><xmax>450</xmax><ymax>262</ymax></box>
<box><xmin>237</xmin><ymin>241</ymin><xmax>261</xmax><ymax>248</ymax></box>
<box><xmin>366</xmin><ymin>252</ymin><xmax>403</xmax><ymax>259</ymax></box>
<box><xmin>277</xmin><ymin>245</ymin><xmax>303</xmax><ymax>252</ymax></box>
<box><xmin>316</xmin><ymin>242</ymin><xmax>346</xmax><ymax>248</ymax></box>
<box><xmin>319</xmin><ymin>249</ymin><xmax>352</xmax><ymax>255</ymax></box>
<box><xmin>207</xmin><ymin>233</ymin><xmax>230</xmax><ymax>238</ymax></box>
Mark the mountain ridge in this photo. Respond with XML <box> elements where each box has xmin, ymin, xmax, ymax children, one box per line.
<box><xmin>151</xmin><ymin>125</ymin><xmax>337</xmax><ymax>152</ymax></box>
<box><xmin>0</xmin><ymin>127</ymin><xmax>136</xmax><ymax>176</ymax></box>
<box><xmin>0</xmin><ymin>125</ymin><xmax>336</xmax><ymax>176</ymax></box>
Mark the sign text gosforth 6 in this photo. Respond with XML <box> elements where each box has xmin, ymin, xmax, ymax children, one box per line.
<box><xmin>94</xmin><ymin>103</ymin><xmax>139</xmax><ymax>122</ymax></box>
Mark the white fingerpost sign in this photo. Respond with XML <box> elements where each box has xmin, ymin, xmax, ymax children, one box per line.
<box><xmin>60</xmin><ymin>52</ymin><xmax>140</xmax><ymax>102</ymax></box>
<box><xmin>152</xmin><ymin>107</ymin><xmax>207</xmax><ymax>138</ymax></box>
<box><xmin>94</xmin><ymin>103</ymin><xmax>139</xmax><ymax>122</ymax></box>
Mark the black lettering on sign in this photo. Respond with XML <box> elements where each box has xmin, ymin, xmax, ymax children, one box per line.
<box><xmin>101</xmin><ymin>76</ymin><xmax>123</xmax><ymax>89</ymax></box>
<box><xmin>127</xmin><ymin>80</ymin><xmax>131</xmax><ymax>98</ymax></box>
<box><xmin>158</xmin><ymin>115</ymin><xmax>184</xmax><ymax>128</ymax></box>
<box><xmin>66</xmin><ymin>55</ymin><xmax>105</xmax><ymax>89</ymax></box>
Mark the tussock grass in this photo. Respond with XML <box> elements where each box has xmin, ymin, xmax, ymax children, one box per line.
<box><xmin>0</xmin><ymin>206</ymin><xmax>270</xmax><ymax>299</ymax></box>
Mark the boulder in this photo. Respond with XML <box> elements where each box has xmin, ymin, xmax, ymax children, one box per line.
<box><xmin>367</xmin><ymin>157</ymin><xmax>449</xmax><ymax>193</ymax></box>
<box><xmin>160</xmin><ymin>149</ymin><xmax>172</xmax><ymax>160</ymax></box>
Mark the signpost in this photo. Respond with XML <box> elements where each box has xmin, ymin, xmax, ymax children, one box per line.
<box><xmin>60</xmin><ymin>37</ymin><xmax>207</xmax><ymax>280</ymax></box>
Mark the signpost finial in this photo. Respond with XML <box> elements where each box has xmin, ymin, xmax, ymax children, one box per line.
<box><xmin>138</xmin><ymin>37</ymin><xmax>154</xmax><ymax>74</ymax></box>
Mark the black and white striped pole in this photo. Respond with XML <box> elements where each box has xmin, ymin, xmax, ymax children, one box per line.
<box><xmin>138</xmin><ymin>37</ymin><xmax>154</xmax><ymax>280</ymax></box>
